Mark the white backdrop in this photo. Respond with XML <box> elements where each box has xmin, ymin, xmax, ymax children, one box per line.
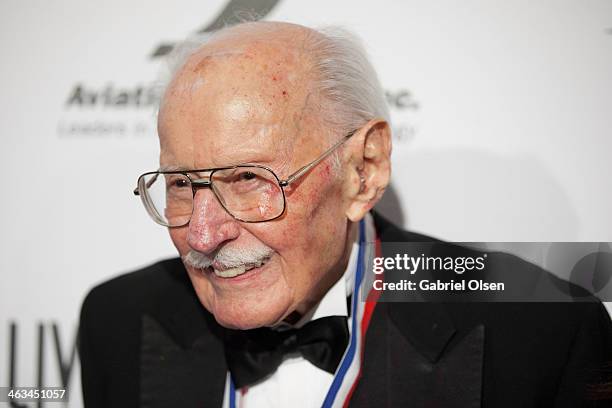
<box><xmin>1</xmin><ymin>1</ymin><xmax>611</xmax><ymax>406</ymax></box>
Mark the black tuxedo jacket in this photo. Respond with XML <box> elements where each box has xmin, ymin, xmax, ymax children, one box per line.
<box><xmin>79</xmin><ymin>214</ymin><xmax>612</xmax><ymax>407</ymax></box>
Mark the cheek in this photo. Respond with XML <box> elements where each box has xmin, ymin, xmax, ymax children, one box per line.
<box><xmin>263</xmin><ymin>168</ymin><xmax>346</xmax><ymax>255</ymax></box>
<box><xmin>319</xmin><ymin>161</ymin><xmax>333</xmax><ymax>179</ymax></box>
<box><xmin>168</xmin><ymin>228</ymin><xmax>189</xmax><ymax>256</ymax></box>
<box><xmin>290</xmin><ymin>162</ymin><xmax>340</xmax><ymax>209</ymax></box>
<box><xmin>306</xmin><ymin>166</ymin><xmax>346</xmax><ymax>222</ymax></box>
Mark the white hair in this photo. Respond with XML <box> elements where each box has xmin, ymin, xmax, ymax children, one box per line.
<box><xmin>306</xmin><ymin>26</ymin><xmax>390</xmax><ymax>133</ymax></box>
<box><xmin>158</xmin><ymin>22</ymin><xmax>390</xmax><ymax>171</ymax></box>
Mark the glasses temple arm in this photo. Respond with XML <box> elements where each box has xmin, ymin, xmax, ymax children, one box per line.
<box><xmin>279</xmin><ymin>130</ymin><xmax>356</xmax><ymax>187</ymax></box>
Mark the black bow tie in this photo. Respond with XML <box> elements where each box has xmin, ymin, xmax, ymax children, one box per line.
<box><xmin>224</xmin><ymin>316</ymin><xmax>350</xmax><ymax>388</ymax></box>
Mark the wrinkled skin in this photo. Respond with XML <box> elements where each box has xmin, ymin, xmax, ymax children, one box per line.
<box><xmin>158</xmin><ymin>22</ymin><xmax>390</xmax><ymax>329</ymax></box>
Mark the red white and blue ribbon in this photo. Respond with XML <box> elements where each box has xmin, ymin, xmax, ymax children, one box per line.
<box><xmin>225</xmin><ymin>217</ymin><xmax>381</xmax><ymax>408</ymax></box>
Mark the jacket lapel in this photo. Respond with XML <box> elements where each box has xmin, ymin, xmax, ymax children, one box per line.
<box><xmin>139</xmin><ymin>282</ymin><xmax>227</xmax><ymax>408</ymax></box>
<box><xmin>350</xmin><ymin>302</ymin><xmax>484</xmax><ymax>408</ymax></box>
<box><xmin>348</xmin><ymin>213</ymin><xmax>485</xmax><ymax>407</ymax></box>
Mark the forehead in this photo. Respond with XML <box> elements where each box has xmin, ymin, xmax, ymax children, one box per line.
<box><xmin>158</xmin><ymin>39</ymin><xmax>321</xmax><ymax>170</ymax></box>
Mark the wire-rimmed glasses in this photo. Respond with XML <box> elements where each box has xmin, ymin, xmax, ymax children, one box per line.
<box><xmin>134</xmin><ymin>130</ymin><xmax>356</xmax><ymax>227</ymax></box>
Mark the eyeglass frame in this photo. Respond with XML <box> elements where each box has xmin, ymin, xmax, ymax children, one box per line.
<box><xmin>133</xmin><ymin>129</ymin><xmax>357</xmax><ymax>226</ymax></box>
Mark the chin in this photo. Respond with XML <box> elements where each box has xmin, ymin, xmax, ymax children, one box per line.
<box><xmin>189</xmin><ymin>280</ymin><xmax>293</xmax><ymax>329</ymax></box>
<box><xmin>207</xmin><ymin>300</ymin><xmax>291</xmax><ymax>330</ymax></box>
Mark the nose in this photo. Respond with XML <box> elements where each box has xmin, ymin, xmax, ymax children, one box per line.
<box><xmin>187</xmin><ymin>188</ymin><xmax>240</xmax><ymax>255</ymax></box>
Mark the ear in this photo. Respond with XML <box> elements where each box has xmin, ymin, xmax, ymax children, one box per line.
<box><xmin>344</xmin><ymin>119</ymin><xmax>392</xmax><ymax>222</ymax></box>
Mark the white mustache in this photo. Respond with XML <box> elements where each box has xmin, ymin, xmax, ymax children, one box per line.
<box><xmin>183</xmin><ymin>243</ymin><xmax>274</xmax><ymax>271</ymax></box>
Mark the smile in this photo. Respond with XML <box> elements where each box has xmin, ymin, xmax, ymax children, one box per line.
<box><xmin>207</xmin><ymin>256</ymin><xmax>271</xmax><ymax>279</ymax></box>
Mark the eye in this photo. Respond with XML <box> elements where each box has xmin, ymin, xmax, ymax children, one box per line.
<box><xmin>166</xmin><ymin>176</ymin><xmax>190</xmax><ymax>189</ymax></box>
<box><xmin>239</xmin><ymin>171</ymin><xmax>257</xmax><ymax>181</ymax></box>
<box><xmin>173</xmin><ymin>178</ymin><xmax>189</xmax><ymax>187</ymax></box>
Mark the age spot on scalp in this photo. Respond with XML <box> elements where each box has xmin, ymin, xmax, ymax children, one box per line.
<box><xmin>191</xmin><ymin>55</ymin><xmax>215</xmax><ymax>73</ymax></box>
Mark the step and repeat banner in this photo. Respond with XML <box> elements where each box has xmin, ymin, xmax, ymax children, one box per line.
<box><xmin>1</xmin><ymin>0</ymin><xmax>611</xmax><ymax>406</ymax></box>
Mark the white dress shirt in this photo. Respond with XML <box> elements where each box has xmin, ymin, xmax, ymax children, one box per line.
<box><xmin>222</xmin><ymin>216</ymin><xmax>366</xmax><ymax>408</ymax></box>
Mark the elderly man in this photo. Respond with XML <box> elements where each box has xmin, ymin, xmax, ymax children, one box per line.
<box><xmin>79</xmin><ymin>21</ymin><xmax>611</xmax><ymax>407</ymax></box>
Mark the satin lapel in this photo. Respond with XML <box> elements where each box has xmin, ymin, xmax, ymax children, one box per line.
<box><xmin>350</xmin><ymin>303</ymin><xmax>484</xmax><ymax>408</ymax></box>
<box><xmin>389</xmin><ymin>303</ymin><xmax>484</xmax><ymax>407</ymax></box>
<box><xmin>348</xmin><ymin>213</ymin><xmax>485</xmax><ymax>407</ymax></box>
<box><xmin>139</xmin><ymin>294</ymin><xmax>227</xmax><ymax>408</ymax></box>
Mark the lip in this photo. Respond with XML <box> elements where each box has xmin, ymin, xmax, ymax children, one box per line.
<box><xmin>211</xmin><ymin>260</ymin><xmax>263</xmax><ymax>273</ymax></box>
<box><xmin>205</xmin><ymin>257</ymin><xmax>271</xmax><ymax>284</ymax></box>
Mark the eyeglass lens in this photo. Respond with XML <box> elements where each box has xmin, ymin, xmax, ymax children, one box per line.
<box><xmin>138</xmin><ymin>166</ymin><xmax>285</xmax><ymax>226</ymax></box>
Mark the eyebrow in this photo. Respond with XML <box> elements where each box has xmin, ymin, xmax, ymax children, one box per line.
<box><xmin>158</xmin><ymin>159</ymin><xmax>276</xmax><ymax>173</ymax></box>
<box><xmin>158</xmin><ymin>165</ymin><xmax>190</xmax><ymax>172</ymax></box>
